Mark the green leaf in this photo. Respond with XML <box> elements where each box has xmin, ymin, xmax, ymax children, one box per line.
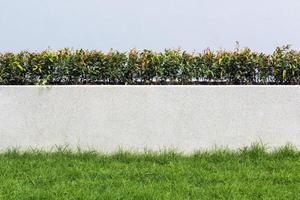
<box><xmin>283</xmin><ymin>69</ymin><xmax>287</xmax><ymax>79</ymax></box>
<box><xmin>13</xmin><ymin>61</ymin><xmax>25</xmax><ymax>71</ymax></box>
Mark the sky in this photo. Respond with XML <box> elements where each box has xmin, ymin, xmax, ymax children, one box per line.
<box><xmin>0</xmin><ymin>0</ymin><xmax>299</xmax><ymax>53</ymax></box>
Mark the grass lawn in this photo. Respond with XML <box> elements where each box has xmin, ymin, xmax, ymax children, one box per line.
<box><xmin>0</xmin><ymin>145</ymin><xmax>299</xmax><ymax>200</ymax></box>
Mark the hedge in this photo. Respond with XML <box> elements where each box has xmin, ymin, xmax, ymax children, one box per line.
<box><xmin>0</xmin><ymin>45</ymin><xmax>300</xmax><ymax>85</ymax></box>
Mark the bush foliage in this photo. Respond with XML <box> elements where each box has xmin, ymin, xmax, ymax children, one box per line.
<box><xmin>0</xmin><ymin>46</ymin><xmax>299</xmax><ymax>85</ymax></box>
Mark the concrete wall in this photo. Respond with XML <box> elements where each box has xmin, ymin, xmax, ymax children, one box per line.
<box><xmin>0</xmin><ymin>86</ymin><xmax>299</xmax><ymax>152</ymax></box>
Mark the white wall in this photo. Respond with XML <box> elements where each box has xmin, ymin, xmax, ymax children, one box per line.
<box><xmin>1</xmin><ymin>0</ymin><xmax>300</xmax><ymax>53</ymax></box>
<box><xmin>0</xmin><ymin>86</ymin><xmax>299</xmax><ymax>152</ymax></box>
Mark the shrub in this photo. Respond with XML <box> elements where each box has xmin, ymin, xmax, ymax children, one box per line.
<box><xmin>0</xmin><ymin>46</ymin><xmax>299</xmax><ymax>85</ymax></box>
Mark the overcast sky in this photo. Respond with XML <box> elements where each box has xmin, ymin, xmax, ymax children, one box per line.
<box><xmin>0</xmin><ymin>0</ymin><xmax>299</xmax><ymax>53</ymax></box>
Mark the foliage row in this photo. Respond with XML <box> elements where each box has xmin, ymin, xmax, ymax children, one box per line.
<box><xmin>0</xmin><ymin>46</ymin><xmax>300</xmax><ymax>85</ymax></box>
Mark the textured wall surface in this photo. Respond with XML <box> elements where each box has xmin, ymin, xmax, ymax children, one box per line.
<box><xmin>0</xmin><ymin>86</ymin><xmax>299</xmax><ymax>152</ymax></box>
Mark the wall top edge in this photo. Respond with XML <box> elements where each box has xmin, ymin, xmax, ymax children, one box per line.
<box><xmin>0</xmin><ymin>85</ymin><xmax>299</xmax><ymax>88</ymax></box>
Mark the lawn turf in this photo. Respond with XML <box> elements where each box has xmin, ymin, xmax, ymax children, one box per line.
<box><xmin>0</xmin><ymin>145</ymin><xmax>299</xmax><ymax>200</ymax></box>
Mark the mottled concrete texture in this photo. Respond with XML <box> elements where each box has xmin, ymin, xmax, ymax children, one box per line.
<box><xmin>0</xmin><ymin>86</ymin><xmax>299</xmax><ymax>152</ymax></box>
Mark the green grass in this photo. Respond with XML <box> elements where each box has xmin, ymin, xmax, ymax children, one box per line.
<box><xmin>0</xmin><ymin>145</ymin><xmax>299</xmax><ymax>200</ymax></box>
